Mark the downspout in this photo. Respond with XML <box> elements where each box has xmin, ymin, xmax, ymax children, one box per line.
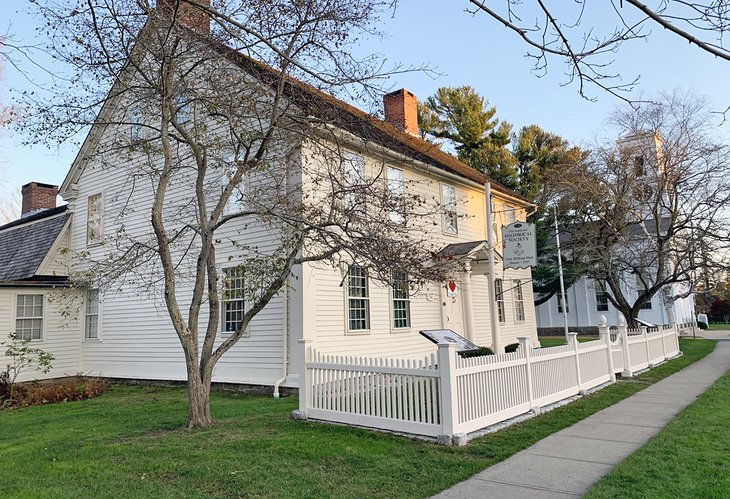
<box><xmin>273</xmin><ymin>281</ymin><xmax>289</xmax><ymax>398</ymax></box>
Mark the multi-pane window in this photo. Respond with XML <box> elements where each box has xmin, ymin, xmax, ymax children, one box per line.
<box><xmin>86</xmin><ymin>193</ymin><xmax>103</xmax><ymax>245</ymax></box>
<box><xmin>386</xmin><ymin>166</ymin><xmax>405</xmax><ymax>223</ymax></box>
<box><xmin>595</xmin><ymin>280</ymin><xmax>609</xmax><ymax>312</ymax></box>
<box><xmin>343</xmin><ymin>153</ymin><xmax>366</xmax><ymax>214</ymax></box>
<box><xmin>16</xmin><ymin>295</ymin><xmax>43</xmax><ymax>341</ymax></box>
<box><xmin>347</xmin><ymin>266</ymin><xmax>370</xmax><ymax>332</ymax></box>
<box><xmin>495</xmin><ymin>278</ymin><xmax>506</xmax><ymax>323</ymax></box>
<box><xmin>392</xmin><ymin>271</ymin><xmax>411</xmax><ymax>329</ymax></box>
<box><xmin>635</xmin><ymin>275</ymin><xmax>652</xmax><ymax>310</ymax></box>
<box><xmin>633</xmin><ymin>155</ymin><xmax>646</xmax><ymax>176</ymax></box>
<box><xmin>441</xmin><ymin>183</ymin><xmax>458</xmax><ymax>234</ymax></box>
<box><xmin>557</xmin><ymin>292</ymin><xmax>569</xmax><ymax>313</ymax></box>
<box><xmin>638</xmin><ymin>290</ymin><xmax>652</xmax><ymax>310</ymax></box>
<box><xmin>85</xmin><ymin>289</ymin><xmax>100</xmax><ymax>339</ymax></box>
<box><xmin>221</xmin><ymin>174</ymin><xmax>245</xmax><ymax>216</ymax></box>
<box><xmin>129</xmin><ymin>104</ymin><xmax>143</xmax><ymax>141</ymax></box>
<box><xmin>222</xmin><ymin>267</ymin><xmax>245</xmax><ymax>333</ymax></box>
<box><xmin>513</xmin><ymin>279</ymin><xmax>525</xmax><ymax>322</ymax></box>
<box><xmin>174</xmin><ymin>93</ymin><xmax>191</xmax><ymax>124</ymax></box>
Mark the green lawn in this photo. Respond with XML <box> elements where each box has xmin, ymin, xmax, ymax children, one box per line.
<box><xmin>0</xmin><ymin>339</ymin><xmax>716</xmax><ymax>498</ymax></box>
<box><xmin>586</xmin><ymin>345</ymin><xmax>730</xmax><ymax>498</ymax></box>
<box><xmin>707</xmin><ymin>322</ymin><xmax>730</xmax><ymax>331</ymax></box>
<box><xmin>539</xmin><ymin>336</ymin><xmax>598</xmax><ymax>347</ymax></box>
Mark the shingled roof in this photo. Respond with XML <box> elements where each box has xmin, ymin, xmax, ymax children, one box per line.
<box><xmin>0</xmin><ymin>206</ymin><xmax>70</xmax><ymax>284</ymax></box>
<box><xmin>202</xmin><ymin>32</ymin><xmax>534</xmax><ymax>206</ymax></box>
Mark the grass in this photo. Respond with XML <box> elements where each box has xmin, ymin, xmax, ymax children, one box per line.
<box><xmin>707</xmin><ymin>322</ymin><xmax>730</xmax><ymax>331</ymax></box>
<box><xmin>0</xmin><ymin>339</ymin><xmax>716</xmax><ymax>498</ymax></box>
<box><xmin>586</xmin><ymin>344</ymin><xmax>730</xmax><ymax>498</ymax></box>
<box><xmin>539</xmin><ymin>336</ymin><xmax>598</xmax><ymax>347</ymax></box>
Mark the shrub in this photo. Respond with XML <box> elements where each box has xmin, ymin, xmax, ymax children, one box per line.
<box><xmin>12</xmin><ymin>378</ymin><xmax>107</xmax><ymax>408</ymax></box>
<box><xmin>504</xmin><ymin>343</ymin><xmax>520</xmax><ymax>353</ymax></box>
<box><xmin>1</xmin><ymin>332</ymin><xmax>55</xmax><ymax>405</ymax></box>
<box><xmin>459</xmin><ymin>346</ymin><xmax>494</xmax><ymax>358</ymax></box>
<box><xmin>698</xmin><ymin>321</ymin><xmax>708</xmax><ymax>330</ymax></box>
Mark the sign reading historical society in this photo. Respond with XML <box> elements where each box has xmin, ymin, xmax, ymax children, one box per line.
<box><xmin>502</xmin><ymin>221</ymin><xmax>537</xmax><ymax>269</ymax></box>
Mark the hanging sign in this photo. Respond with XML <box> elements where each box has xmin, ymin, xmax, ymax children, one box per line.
<box><xmin>502</xmin><ymin>221</ymin><xmax>537</xmax><ymax>269</ymax></box>
<box><xmin>446</xmin><ymin>280</ymin><xmax>458</xmax><ymax>297</ymax></box>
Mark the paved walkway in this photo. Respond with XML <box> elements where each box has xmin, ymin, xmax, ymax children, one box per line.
<box><xmin>434</xmin><ymin>337</ymin><xmax>730</xmax><ymax>498</ymax></box>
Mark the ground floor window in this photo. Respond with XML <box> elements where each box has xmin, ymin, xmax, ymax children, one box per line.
<box><xmin>495</xmin><ymin>279</ymin><xmax>506</xmax><ymax>323</ymax></box>
<box><xmin>347</xmin><ymin>266</ymin><xmax>370</xmax><ymax>331</ymax></box>
<box><xmin>222</xmin><ymin>267</ymin><xmax>245</xmax><ymax>333</ymax></box>
<box><xmin>85</xmin><ymin>289</ymin><xmax>100</xmax><ymax>339</ymax></box>
<box><xmin>392</xmin><ymin>271</ymin><xmax>411</xmax><ymax>329</ymax></box>
<box><xmin>513</xmin><ymin>280</ymin><xmax>525</xmax><ymax>322</ymax></box>
<box><xmin>16</xmin><ymin>294</ymin><xmax>43</xmax><ymax>341</ymax></box>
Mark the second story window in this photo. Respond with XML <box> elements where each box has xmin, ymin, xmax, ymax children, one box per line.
<box><xmin>347</xmin><ymin>265</ymin><xmax>370</xmax><ymax>332</ymax></box>
<box><xmin>129</xmin><ymin>104</ymin><xmax>143</xmax><ymax>142</ymax></box>
<box><xmin>86</xmin><ymin>193</ymin><xmax>103</xmax><ymax>245</ymax></box>
<box><xmin>495</xmin><ymin>278</ymin><xmax>506</xmax><ymax>323</ymax></box>
<box><xmin>386</xmin><ymin>166</ymin><xmax>405</xmax><ymax>223</ymax></box>
<box><xmin>174</xmin><ymin>93</ymin><xmax>191</xmax><ymax>124</ymax></box>
<box><xmin>343</xmin><ymin>152</ymin><xmax>366</xmax><ymax>215</ymax></box>
<box><xmin>441</xmin><ymin>183</ymin><xmax>458</xmax><ymax>234</ymax></box>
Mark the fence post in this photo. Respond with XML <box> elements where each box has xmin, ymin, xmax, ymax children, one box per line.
<box><xmin>518</xmin><ymin>336</ymin><xmax>537</xmax><ymax>412</ymax></box>
<box><xmin>598</xmin><ymin>315</ymin><xmax>616</xmax><ymax>383</ymax></box>
<box><xmin>293</xmin><ymin>339</ymin><xmax>313</xmax><ymax>419</ymax></box>
<box><xmin>619</xmin><ymin>316</ymin><xmax>633</xmax><ymax>377</ymax></box>
<box><xmin>437</xmin><ymin>343</ymin><xmax>461</xmax><ymax>445</ymax></box>
<box><xmin>641</xmin><ymin>325</ymin><xmax>652</xmax><ymax>366</ymax></box>
<box><xmin>660</xmin><ymin>323</ymin><xmax>668</xmax><ymax>360</ymax></box>
<box><xmin>568</xmin><ymin>332</ymin><xmax>584</xmax><ymax>395</ymax></box>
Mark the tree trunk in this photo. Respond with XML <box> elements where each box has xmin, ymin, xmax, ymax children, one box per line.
<box><xmin>186</xmin><ymin>362</ymin><xmax>213</xmax><ymax>428</ymax></box>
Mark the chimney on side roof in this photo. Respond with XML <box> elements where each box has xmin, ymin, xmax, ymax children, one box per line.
<box><xmin>21</xmin><ymin>182</ymin><xmax>58</xmax><ymax>217</ymax></box>
<box><xmin>383</xmin><ymin>88</ymin><xmax>418</xmax><ymax>136</ymax></box>
<box><xmin>157</xmin><ymin>0</ymin><xmax>211</xmax><ymax>34</ymax></box>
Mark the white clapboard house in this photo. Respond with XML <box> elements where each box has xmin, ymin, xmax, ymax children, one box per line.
<box><xmin>1</xmin><ymin>5</ymin><xmax>538</xmax><ymax>387</ymax></box>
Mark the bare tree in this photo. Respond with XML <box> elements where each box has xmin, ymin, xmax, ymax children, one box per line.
<box><xmin>17</xmin><ymin>0</ymin><xmax>454</xmax><ymax>428</ymax></box>
<box><xmin>561</xmin><ymin>91</ymin><xmax>730</xmax><ymax>325</ymax></box>
<box><xmin>465</xmin><ymin>1</ymin><xmax>730</xmax><ymax>102</ymax></box>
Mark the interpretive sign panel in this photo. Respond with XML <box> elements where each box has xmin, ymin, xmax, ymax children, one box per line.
<box><xmin>419</xmin><ymin>329</ymin><xmax>479</xmax><ymax>352</ymax></box>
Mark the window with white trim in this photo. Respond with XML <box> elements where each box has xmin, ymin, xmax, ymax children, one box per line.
<box><xmin>85</xmin><ymin>289</ymin><xmax>100</xmax><ymax>339</ymax></box>
<box><xmin>222</xmin><ymin>267</ymin><xmax>245</xmax><ymax>333</ymax></box>
<box><xmin>347</xmin><ymin>266</ymin><xmax>370</xmax><ymax>331</ymax></box>
<box><xmin>343</xmin><ymin>152</ymin><xmax>366</xmax><ymax>214</ymax></box>
<box><xmin>386</xmin><ymin>166</ymin><xmax>405</xmax><ymax>223</ymax></box>
<box><xmin>392</xmin><ymin>271</ymin><xmax>411</xmax><ymax>329</ymax></box>
<box><xmin>595</xmin><ymin>280</ymin><xmax>609</xmax><ymax>312</ymax></box>
<box><xmin>513</xmin><ymin>279</ymin><xmax>525</xmax><ymax>322</ymax></box>
<box><xmin>129</xmin><ymin>104</ymin><xmax>143</xmax><ymax>142</ymax></box>
<box><xmin>441</xmin><ymin>183</ymin><xmax>458</xmax><ymax>234</ymax></box>
<box><xmin>635</xmin><ymin>275</ymin><xmax>652</xmax><ymax>310</ymax></box>
<box><xmin>16</xmin><ymin>294</ymin><xmax>43</xmax><ymax>341</ymax></box>
<box><xmin>495</xmin><ymin>278</ymin><xmax>506</xmax><ymax>323</ymax></box>
<box><xmin>557</xmin><ymin>292</ymin><xmax>569</xmax><ymax>314</ymax></box>
<box><xmin>86</xmin><ymin>193</ymin><xmax>103</xmax><ymax>245</ymax></box>
<box><xmin>174</xmin><ymin>93</ymin><xmax>191</xmax><ymax>124</ymax></box>
<box><xmin>221</xmin><ymin>173</ymin><xmax>245</xmax><ymax>216</ymax></box>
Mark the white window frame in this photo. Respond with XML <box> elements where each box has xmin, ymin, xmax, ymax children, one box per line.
<box><xmin>221</xmin><ymin>172</ymin><xmax>246</xmax><ymax>216</ymax></box>
<box><xmin>84</xmin><ymin>289</ymin><xmax>101</xmax><ymax>340</ymax></box>
<box><xmin>15</xmin><ymin>294</ymin><xmax>44</xmax><ymax>341</ymax></box>
<box><xmin>221</xmin><ymin>267</ymin><xmax>248</xmax><ymax>336</ymax></box>
<box><xmin>441</xmin><ymin>183</ymin><xmax>458</xmax><ymax>235</ymax></box>
<box><xmin>86</xmin><ymin>193</ymin><xmax>103</xmax><ymax>246</ymax></box>
<box><xmin>174</xmin><ymin>93</ymin><xmax>191</xmax><ymax>124</ymax></box>
<box><xmin>129</xmin><ymin>104</ymin><xmax>143</xmax><ymax>142</ymax></box>
<box><xmin>595</xmin><ymin>280</ymin><xmax>609</xmax><ymax>312</ymax></box>
<box><xmin>513</xmin><ymin>279</ymin><xmax>525</xmax><ymax>322</ymax></box>
<box><xmin>386</xmin><ymin>166</ymin><xmax>405</xmax><ymax>224</ymax></box>
<box><xmin>495</xmin><ymin>278</ymin><xmax>506</xmax><ymax>324</ymax></box>
<box><xmin>346</xmin><ymin>265</ymin><xmax>370</xmax><ymax>333</ymax></box>
<box><xmin>391</xmin><ymin>271</ymin><xmax>411</xmax><ymax>330</ymax></box>
<box><xmin>557</xmin><ymin>292</ymin><xmax>569</xmax><ymax>314</ymax></box>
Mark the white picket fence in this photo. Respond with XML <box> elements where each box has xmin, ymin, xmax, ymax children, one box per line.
<box><xmin>297</xmin><ymin>319</ymin><xmax>681</xmax><ymax>444</ymax></box>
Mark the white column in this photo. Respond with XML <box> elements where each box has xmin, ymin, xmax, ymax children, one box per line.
<box><xmin>461</xmin><ymin>261</ymin><xmax>476</xmax><ymax>344</ymax></box>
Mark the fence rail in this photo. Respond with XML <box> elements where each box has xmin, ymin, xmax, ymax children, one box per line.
<box><xmin>299</xmin><ymin>319</ymin><xmax>681</xmax><ymax>445</ymax></box>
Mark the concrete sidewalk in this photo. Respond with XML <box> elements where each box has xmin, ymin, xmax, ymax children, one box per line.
<box><xmin>434</xmin><ymin>339</ymin><xmax>730</xmax><ymax>498</ymax></box>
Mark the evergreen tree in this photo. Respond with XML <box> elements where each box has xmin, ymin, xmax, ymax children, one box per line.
<box><xmin>418</xmin><ymin>86</ymin><xmax>518</xmax><ymax>188</ymax></box>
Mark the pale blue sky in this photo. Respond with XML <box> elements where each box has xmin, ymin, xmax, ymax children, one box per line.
<box><xmin>2</xmin><ymin>0</ymin><xmax>729</xmax><ymax>198</ymax></box>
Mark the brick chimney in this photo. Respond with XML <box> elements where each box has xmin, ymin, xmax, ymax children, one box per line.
<box><xmin>383</xmin><ymin>89</ymin><xmax>418</xmax><ymax>136</ymax></box>
<box><xmin>21</xmin><ymin>182</ymin><xmax>58</xmax><ymax>216</ymax></box>
<box><xmin>158</xmin><ymin>0</ymin><xmax>210</xmax><ymax>34</ymax></box>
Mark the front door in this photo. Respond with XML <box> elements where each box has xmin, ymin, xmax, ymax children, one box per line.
<box><xmin>441</xmin><ymin>281</ymin><xmax>465</xmax><ymax>335</ymax></box>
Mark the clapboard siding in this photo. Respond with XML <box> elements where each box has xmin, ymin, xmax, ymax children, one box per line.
<box><xmin>0</xmin><ymin>288</ymin><xmax>82</xmax><ymax>381</ymax></box>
